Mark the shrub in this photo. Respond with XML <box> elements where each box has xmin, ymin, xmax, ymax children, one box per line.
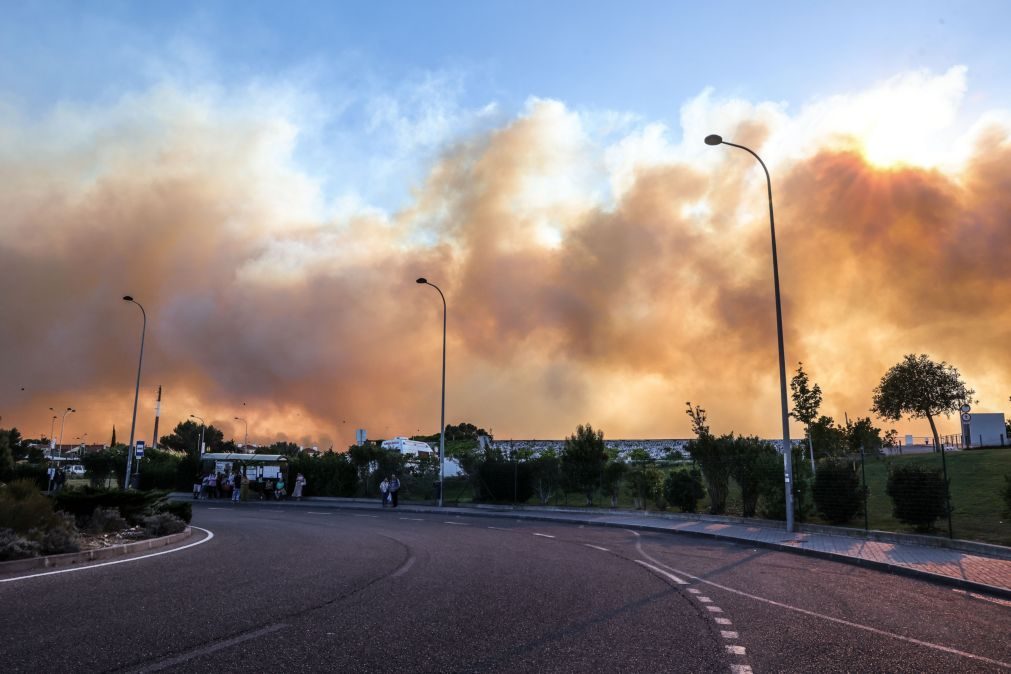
<box><xmin>143</xmin><ymin>512</ymin><xmax>186</xmax><ymax>537</ymax></box>
<box><xmin>87</xmin><ymin>507</ymin><xmax>128</xmax><ymax>534</ymax></box>
<box><xmin>55</xmin><ymin>487</ymin><xmax>166</xmax><ymax>524</ymax></box>
<box><xmin>758</xmin><ymin>445</ymin><xmax>814</xmax><ymax>522</ymax></box>
<box><xmin>812</xmin><ymin>461</ymin><xmax>864</xmax><ymax>524</ymax></box>
<box><xmin>31</xmin><ymin>512</ymin><xmax>80</xmax><ymax>554</ymax></box>
<box><xmin>0</xmin><ymin>528</ymin><xmax>40</xmax><ymax>560</ymax></box>
<box><xmin>726</xmin><ymin>436</ymin><xmax>779</xmax><ymax>517</ymax></box>
<box><xmin>12</xmin><ymin>462</ymin><xmax>48</xmax><ymax>490</ymax></box>
<box><xmin>0</xmin><ymin>479</ymin><xmax>67</xmax><ymax>534</ymax></box>
<box><xmin>601</xmin><ymin>461</ymin><xmax>628</xmax><ymax>508</ymax></box>
<box><xmin>664</xmin><ymin>468</ymin><xmax>707</xmax><ymax>513</ymax></box>
<box><xmin>155</xmin><ymin>500</ymin><xmax>192</xmax><ymax>524</ymax></box>
<box><xmin>886</xmin><ymin>464</ymin><xmax>948</xmax><ymax>532</ymax></box>
<box><xmin>1003</xmin><ymin>474</ymin><xmax>1011</xmax><ymax>518</ymax></box>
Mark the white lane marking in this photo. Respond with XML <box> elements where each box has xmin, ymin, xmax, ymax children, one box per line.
<box><xmin>698</xmin><ymin>597</ymin><xmax>713</xmax><ymax>603</ymax></box>
<box><xmin>391</xmin><ymin>556</ymin><xmax>415</xmax><ymax>578</ymax></box>
<box><xmin>584</xmin><ymin>544</ymin><xmax>610</xmax><ymax>552</ymax></box>
<box><xmin>635</xmin><ymin>542</ymin><xmax>1011</xmax><ymax>670</ymax></box>
<box><xmin>353</xmin><ymin>514</ymin><xmax>379</xmax><ymax>518</ymax></box>
<box><xmin>399</xmin><ymin>517</ymin><xmax>424</xmax><ymax>521</ymax></box>
<box><xmin>207</xmin><ymin>507</ymin><xmax>225</xmax><ymax>510</ymax></box>
<box><xmin>726</xmin><ymin>645</ymin><xmax>746</xmax><ymax>655</ymax></box>
<box><xmin>137</xmin><ymin>622</ymin><xmax>288</xmax><ymax>672</ymax></box>
<box><xmin>306</xmin><ymin>512</ymin><xmax>331</xmax><ymax>515</ymax></box>
<box><xmin>624</xmin><ymin>529</ymin><xmax>641</xmax><ymax>537</ymax></box>
<box><xmin>634</xmin><ymin>560</ymin><xmax>688</xmax><ymax>585</ymax></box>
<box><xmin>706</xmin><ymin>606</ymin><xmax>724</xmax><ymax>613</ymax></box>
<box><xmin>444</xmin><ymin>521</ymin><xmax>469</xmax><ymax>526</ymax></box>
<box><xmin>952</xmin><ymin>589</ymin><xmax>1011</xmax><ymax>608</ymax></box>
<box><xmin>715</xmin><ymin>618</ymin><xmax>733</xmax><ymax>625</ymax></box>
<box><xmin>721</xmin><ymin>631</ymin><xmax>739</xmax><ymax>639</ymax></box>
<box><xmin>533</xmin><ymin>533</ymin><xmax>555</xmax><ymax>539</ymax></box>
<box><xmin>730</xmin><ymin>665</ymin><xmax>753</xmax><ymax>674</ymax></box>
<box><xmin>487</xmin><ymin>526</ymin><xmax>511</xmax><ymax>530</ymax></box>
<box><xmin>0</xmin><ymin>527</ymin><xmax>216</xmax><ymax>583</ymax></box>
<box><xmin>688</xmin><ymin>588</ymin><xmax>701</xmax><ymax>594</ymax></box>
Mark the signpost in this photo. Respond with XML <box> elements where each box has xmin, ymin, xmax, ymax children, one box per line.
<box><xmin>960</xmin><ymin>404</ymin><xmax>971</xmax><ymax>448</ymax></box>
<box><xmin>135</xmin><ymin>440</ymin><xmax>145</xmax><ymax>459</ymax></box>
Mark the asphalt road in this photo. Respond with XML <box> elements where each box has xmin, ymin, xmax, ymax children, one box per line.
<box><xmin>1</xmin><ymin>504</ymin><xmax>1009</xmax><ymax>673</ymax></box>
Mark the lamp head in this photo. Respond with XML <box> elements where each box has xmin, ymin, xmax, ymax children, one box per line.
<box><xmin>123</xmin><ymin>295</ymin><xmax>133</xmax><ymax>302</ymax></box>
<box><xmin>704</xmin><ymin>134</ymin><xmax>723</xmax><ymax>146</ymax></box>
<box><xmin>416</xmin><ymin>277</ymin><xmax>427</xmax><ymax>284</ymax></box>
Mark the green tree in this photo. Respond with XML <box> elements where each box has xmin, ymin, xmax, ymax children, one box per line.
<box><xmin>261</xmin><ymin>441</ymin><xmax>300</xmax><ymax>457</ymax></box>
<box><xmin>726</xmin><ymin>435</ymin><xmax>780</xmax><ymax>518</ymax></box>
<box><xmin>871</xmin><ymin>354</ymin><xmax>974</xmax><ymax>454</ymax></box>
<box><xmin>626</xmin><ymin>449</ymin><xmax>663</xmax><ymax>510</ymax></box>
<box><xmin>790</xmin><ymin>363</ymin><xmax>822</xmax><ymax>474</ymax></box>
<box><xmin>601</xmin><ymin>460</ymin><xmax>627</xmax><ymax>508</ymax></box>
<box><xmin>529</xmin><ymin>450</ymin><xmax>561</xmax><ymax>505</ymax></box>
<box><xmin>812</xmin><ymin>460</ymin><xmax>864</xmax><ymax>524</ymax></box>
<box><xmin>160</xmin><ymin>420</ymin><xmax>225</xmax><ymax>461</ymax></box>
<box><xmin>684</xmin><ymin>402</ymin><xmax>731</xmax><ymax>515</ymax></box>
<box><xmin>846</xmin><ymin>417</ymin><xmax>883</xmax><ymax>455</ymax></box>
<box><xmin>561</xmin><ymin>424</ymin><xmax>608</xmax><ymax>506</ymax></box>
<box><xmin>663</xmin><ymin>467</ymin><xmax>706</xmax><ymax>513</ymax></box>
<box><xmin>348</xmin><ymin>443</ymin><xmax>380</xmax><ymax>496</ymax></box>
<box><xmin>809</xmin><ymin>416</ymin><xmax>850</xmax><ymax>459</ymax></box>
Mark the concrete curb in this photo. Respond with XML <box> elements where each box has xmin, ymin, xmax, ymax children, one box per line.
<box><xmin>0</xmin><ymin>528</ymin><xmax>193</xmax><ymax>574</ymax></box>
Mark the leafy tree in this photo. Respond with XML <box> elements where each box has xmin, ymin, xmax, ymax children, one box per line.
<box><xmin>759</xmin><ymin>444</ymin><xmax>813</xmax><ymax>521</ymax></box>
<box><xmin>626</xmin><ymin>449</ymin><xmax>663</xmax><ymax>510</ymax></box>
<box><xmin>443</xmin><ymin>422</ymin><xmax>488</xmax><ymax>441</ymax></box>
<box><xmin>82</xmin><ymin>446</ymin><xmax>127</xmax><ymax>488</ymax></box>
<box><xmin>846</xmin><ymin>417</ymin><xmax>883</xmax><ymax>455</ymax></box>
<box><xmin>160</xmin><ymin>420</ymin><xmax>225</xmax><ymax>461</ymax></box>
<box><xmin>883</xmin><ymin>429</ymin><xmax>899</xmax><ymax>449</ymax></box>
<box><xmin>871</xmin><ymin>354</ymin><xmax>974</xmax><ymax>454</ymax></box>
<box><xmin>261</xmin><ymin>441</ymin><xmax>300</xmax><ymax>457</ymax></box>
<box><xmin>790</xmin><ymin>362</ymin><xmax>822</xmax><ymax>474</ymax></box>
<box><xmin>348</xmin><ymin>443</ymin><xmax>380</xmax><ymax>496</ymax></box>
<box><xmin>809</xmin><ymin>416</ymin><xmax>850</xmax><ymax>459</ymax></box>
<box><xmin>812</xmin><ymin>460</ymin><xmax>864</xmax><ymax>524</ymax></box>
<box><xmin>529</xmin><ymin>450</ymin><xmax>561</xmax><ymax>505</ymax></box>
<box><xmin>601</xmin><ymin>460</ymin><xmax>628</xmax><ymax>508</ymax></box>
<box><xmin>726</xmin><ymin>435</ymin><xmax>780</xmax><ymax>518</ymax></box>
<box><xmin>663</xmin><ymin>468</ymin><xmax>706</xmax><ymax>513</ymax></box>
<box><xmin>684</xmin><ymin>402</ymin><xmax>731</xmax><ymax>515</ymax></box>
<box><xmin>560</xmin><ymin>424</ymin><xmax>608</xmax><ymax>506</ymax></box>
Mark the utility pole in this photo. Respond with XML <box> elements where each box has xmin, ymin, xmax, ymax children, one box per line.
<box><xmin>151</xmin><ymin>385</ymin><xmax>162</xmax><ymax>450</ymax></box>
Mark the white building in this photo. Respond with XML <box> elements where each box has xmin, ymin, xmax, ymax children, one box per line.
<box><xmin>381</xmin><ymin>436</ymin><xmax>434</xmax><ymax>456</ymax></box>
<box><xmin>965</xmin><ymin>413</ymin><xmax>1007</xmax><ymax>447</ymax></box>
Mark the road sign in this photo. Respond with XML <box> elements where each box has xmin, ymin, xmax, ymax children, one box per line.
<box><xmin>960</xmin><ymin>403</ymin><xmax>971</xmax><ymax>414</ymax></box>
<box><xmin>961</xmin><ymin>413</ymin><xmax>971</xmax><ymax>423</ymax></box>
<box><xmin>135</xmin><ymin>440</ymin><xmax>145</xmax><ymax>458</ymax></box>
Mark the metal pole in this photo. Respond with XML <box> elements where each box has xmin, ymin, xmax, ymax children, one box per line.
<box><xmin>58</xmin><ymin>408</ymin><xmax>73</xmax><ymax>459</ymax></box>
<box><xmin>706</xmin><ymin>135</ymin><xmax>795</xmax><ymax>532</ymax></box>
<box><xmin>860</xmin><ymin>445</ymin><xmax>869</xmax><ymax>531</ymax></box>
<box><xmin>417</xmin><ymin>278</ymin><xmax>447</xmax><ymax>507</ymax></box>
<box><xmin>939</xmin><ymin>442</ymin><xmax>953</xmax><ymax>539</ymax></box>
<box><xmin>151</xmin><ymin>385</ymin><xmax>162</xmax><ymax>449</ymax></box>
<box><xmin>123</xmin><ymin>296</ymin><xmax>146</xmax><ymax>489</ymax></box>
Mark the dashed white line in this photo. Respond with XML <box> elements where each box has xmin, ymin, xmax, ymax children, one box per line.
<box><xmin>533</xmin><ymin>533</ymin><xmax>555</xmax><ymax>539</ymax></box>
<box><xmin>135</xmin><ymin>622</ymin><xmax>288</xmax><ymax>672</ymax></box>
<box><xmin>634</xmin><ymin>560</ymin><xmax>688</xmax><ymax>585</ymax></box>
<box><xmin>353</xmin><ymin>514</ymin><xmax>379</xmax><ymax>518</ymax></box>
<box><xmin>721</xmin><ymin>631</ymin><xmax>739</xmax><ymax>639</ymax></box>
<box><xmin>705</xmin><ymin>606</ymin><xmax>724</xmax><ymax>613</ymax></box>
<box><xmin>584</xmin><ymin>544</ymin><xmax>610</xmax><ymax>552</ymax></box>
<box><xmin>444</xmin><ymin>521</ymin><xmax>469</xmax><ymax>526</ymax></box>
<box><xmin>715</xmin><ymin>617</ymin><xmax>733</xmax><ymax>625</ymax></box>
<box><xmin>726</xmin><ymin>645</ymin><xmax>747</xmax><ymax>655</ymax></box>
<box><xmin>698</xmin><ymin>596</ymin><xmax>713</xmax><ymax>603</ymax></box>
<box><xmin>399</xmin><ymin>517</ymin><xmax>424</xmax><ymax>521</ymax></box>
<box><xmin>487</xmin><ymin>526</ymin><xmax>510</xmax><ymax>530</ymax></box>
<box><xmin>306</xmin><ymin>512</ymin><xmax>331</xmax><ymax>515</ymax></box>
<box><xmin>688</xmin><ymin>588</ymin><xmax>701</xmax><ymax>594</ymax></box>
<box><xmin>730</xmin><ymin>665</ymin><xmax>753</xmax><ymax>674</ymax></box>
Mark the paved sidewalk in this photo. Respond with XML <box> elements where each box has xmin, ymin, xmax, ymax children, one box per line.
<box><xmin>179</xmin><ymin>494</ymin><xmax>1011</xmax><ymax>599</ymax></box>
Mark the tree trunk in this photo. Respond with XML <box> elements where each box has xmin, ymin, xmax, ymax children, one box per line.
<box><xmin>926</xmin><ymin>414</ymin><xmax>941</xmax><ymax>453</ymax></box>
<box><xmin>807</xmin><ymin>427</ymin><xmax>816</xmax><ymax>474</ymax></box>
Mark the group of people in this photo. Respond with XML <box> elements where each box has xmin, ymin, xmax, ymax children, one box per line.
<box><xmin>46</xmin><ymin>465</ymin><xmax>66</xmax><ymax>493</ymax></box>
<box><xmin>379</xmin><ymin>475</ymin><xmax>401</xmax><ymax>507</ymax></box>
<box><xmin>192</xmin><ymin>471</ymin><xmax>307</xmax><ymax>502</ymax></box>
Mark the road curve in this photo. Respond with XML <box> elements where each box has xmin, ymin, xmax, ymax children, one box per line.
<box><xmin>1</xmin><ymin>504</ymin><xmax>1008</xmax><ymax>673</ymax></box>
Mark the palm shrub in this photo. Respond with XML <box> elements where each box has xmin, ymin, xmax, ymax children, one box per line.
<box><xmin>663</xmin><ymin>468</ymin><xmax>706</xmax><ymax>513</ymax></box>
<box><xmin>886</xmin><ymin>464</ymin><xmax>947</xmax><ymax>532</ymax></box>
<box><xmin>812</xmin><ymin>460</ymin><xmax>863</xmax><ymax>524</ymax></box>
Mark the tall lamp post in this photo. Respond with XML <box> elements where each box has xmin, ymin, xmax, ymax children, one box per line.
<box><xmin>234</xmin><ymin>417</ymin><xmax>247</xmax><ymax>452</ymax></box>
<box><xmin>58</xmin><ymin>407</ymin><xmax>75</xmax><ymax>459</ymax></box>
<box><xmin>705</xmin><ymin>134</ymin><xmax>795</xmax><ymax>533</ymax></box>
<box><xmin>190</xmin><ymin>414</ymin><xmax>205</xmax><ymax>467</ymax></box>
<box><xmin>122</xmin><ymin>296</ymin><xmax>147</xmax><ymax>489</ymax></box>
<box><xmin>416</xmin><ymin>277</ymin><xmax>446</xmax><ymax>507</ymax></box>
<box><xmin>48</xmin><ymin>408</ymin><xmax>58</xmax><ymax>455</ymax></box>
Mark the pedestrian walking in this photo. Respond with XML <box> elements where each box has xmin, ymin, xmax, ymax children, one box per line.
<box><xmin>389</xmin><ymin>474</ymin><xmax>400</xmax><ymax>508</ymax></box>
<box><xmin>231</xmin><ymin>471</ymin><xmax>242</xmax><ymax>502</ymax></box>
<box><xmin>293</xmin><ymin>473</ymin><xmax>306</xmax><ymax>501</ymax></box>
<box><xmin>193</xmin><ymin>474</ymin><xmax>202</xmax><ymax>500</ymax></box>
<box><xmin>54</xmin><ymin>468</ymin><xmax>66</xmax><ymax>493</ymax></box>
<box><xmin>379</xmin><ymin>477</ymin><xmax>390</xmax><ymax>507</ymax></box>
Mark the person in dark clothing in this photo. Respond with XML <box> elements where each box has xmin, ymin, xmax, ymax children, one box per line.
<box><xmin>389</xmin><ymin>475</ymin><xmax>400</xmax><ymax>508</ymax></box>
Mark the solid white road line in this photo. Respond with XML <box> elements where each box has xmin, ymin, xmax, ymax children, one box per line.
<box><xmin>1</xmin><ymin>526</ymin><xmax>216</xmax><ymax>583</ymax></box>
<box><xmin>487</xmin><ymin>526</ymin><xmax>511</xmax><ymax>530</ymax></box>
<box><xmin>399</xmin><ymin>517</ymin><xmax>424</xmax><ymax>521</ymax></box>
<box><xmin>444</xmin><ymin>522</ymin><xmax>469</xmax><ymax>526</ymax></box>
<box><xmin>533</xmin><ymin>533</ymin><xmax>555</xmax><ymax>539</ymax></box>
<box><xmin>583</xmin><ymin>544</ymin><xmax>610</xmax><ymax>552</ymax></box>
<box><xmin>635</xmin><ymin>541</ymin><xmax>1011</xmax><ymax>670</ymax></box>
<box><xmin>633</xmin><ymin>559</ymin><xmax>688</xmax><ymax>585</ymax></box>
<box><xmin>306</xmin><ymin>512</ymin><xmax>331</xmax><ymax>515</ymax></box>
<box><xmin>353</xmin><ymin>514</ymin><xmax>379</xmax><ymax>518</ymax></box>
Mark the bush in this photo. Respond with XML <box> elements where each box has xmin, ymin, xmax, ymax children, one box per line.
<box><xmin>87</xmin><ymin>507</ymin><xmax>128</xmax><ymax>533</ymax></box>
<box><xmin>31</xmin><ymin>512</ymin><xmax>80</xmax><ymax>554</ymax></box>
<box><xmin>155</xmin><ymin>500</ymin><xmax>192</xmax><ymax>524</ymax></box>
<box><xmin>0</xmin><ymin>479</ymin><xmax>68</xmax><ymax>534</ymax></box>
<box><xmin>12</xmin><ymin>462</ymin><xmax>48</xmax><ymax>490</ymax></box>
<box><xmin>0</xmin><ymin>528</ymin><xmax>40</xmax><ymax>560</ymax></box>
<box><xmin>726</xmin><ymin>436</ymin><xmax>779</xmax><ymax>517</ymax></box>
<box><xmin>143</xmin><ymin>512</ymin><xmax>186</xmax><ymax>537</ymax></box>
<box><xmin>55</xmin><ymin>487</ymin><xmax>166</xmax><ymax>525</ymax></box>
<box><xmin>477</xmin><ymin>461</ymin><xmax>535</xmax><ymax>503</ymax></box>
<box><xmin>812</xmin><ymin>461</ymin><xmax>864</xmax><ymax>524</ymax></box>
<box><xmin>1003</xmin><ymin>474</ymin><xmax>1011</xmax><ymax>518</ymax></box>
<box><xmin>664</xmin><ymin>468</ymin><xmax>707</xmax><ymax>513</ymax></box>
<box><xmin>886</xmin><ymin>464</ymin><xmax>948</xmax><ymax>532</ymax></box>
<box><xmin>759</xmin><ymin>445</ymin><xmax>814</xmax><ymax>521</ymax></box>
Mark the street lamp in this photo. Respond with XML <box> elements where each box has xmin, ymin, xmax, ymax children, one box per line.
<box><xmin>122</xmin><ymin>295</ymin><xmax>147</xmax><ymax>489</ymax></box>
<box><xmin>48</xmin><ymin>409</ymin><xmax>58</xmax><ymax>455</ymax></box>
<box><xmin>705</xmin><ymin>133</ymin><xmax>796</xmax><ymax>533</ymax></box>
<box><xmin>190</xmin><ymin>414</ymin><xmax>205</xmax><ymax>465</ymax></box>
<box><xmin>234</xmin><ymin>417</ymin><xmax>247</xmax><ymax>452</ymax></box>
<box><xmin>416</xmin><ymin>277</ymin><xmax>446</xmax><ymax>507</ymax></box>
<box><xmin>58</xmin><ymin>407</ymin><xmax>75</xmax><ymax>459</ymax></box>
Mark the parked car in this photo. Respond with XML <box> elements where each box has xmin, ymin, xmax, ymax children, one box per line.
<box><xmin>68</xmin><ymin>465</ymin><xmax>86</xmax><ymax>477</ymax></box>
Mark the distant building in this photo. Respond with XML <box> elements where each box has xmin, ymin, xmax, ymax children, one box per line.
<box><xmin>965</xmin><ymin>413</ymin><xmax>1007</xmax><ymax>447</ymax></box>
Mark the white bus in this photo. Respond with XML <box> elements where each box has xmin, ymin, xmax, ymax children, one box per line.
<box><xmin>380</xmin><ymin>436</ymin><xmax>434</xmax><ymax>456</ymax></box>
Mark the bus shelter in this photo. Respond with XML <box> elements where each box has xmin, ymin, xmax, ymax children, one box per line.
<box><xmin>198</xmin><ymin>453</ymin><xmax>289</xmax><ymax>481</ymax></box>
